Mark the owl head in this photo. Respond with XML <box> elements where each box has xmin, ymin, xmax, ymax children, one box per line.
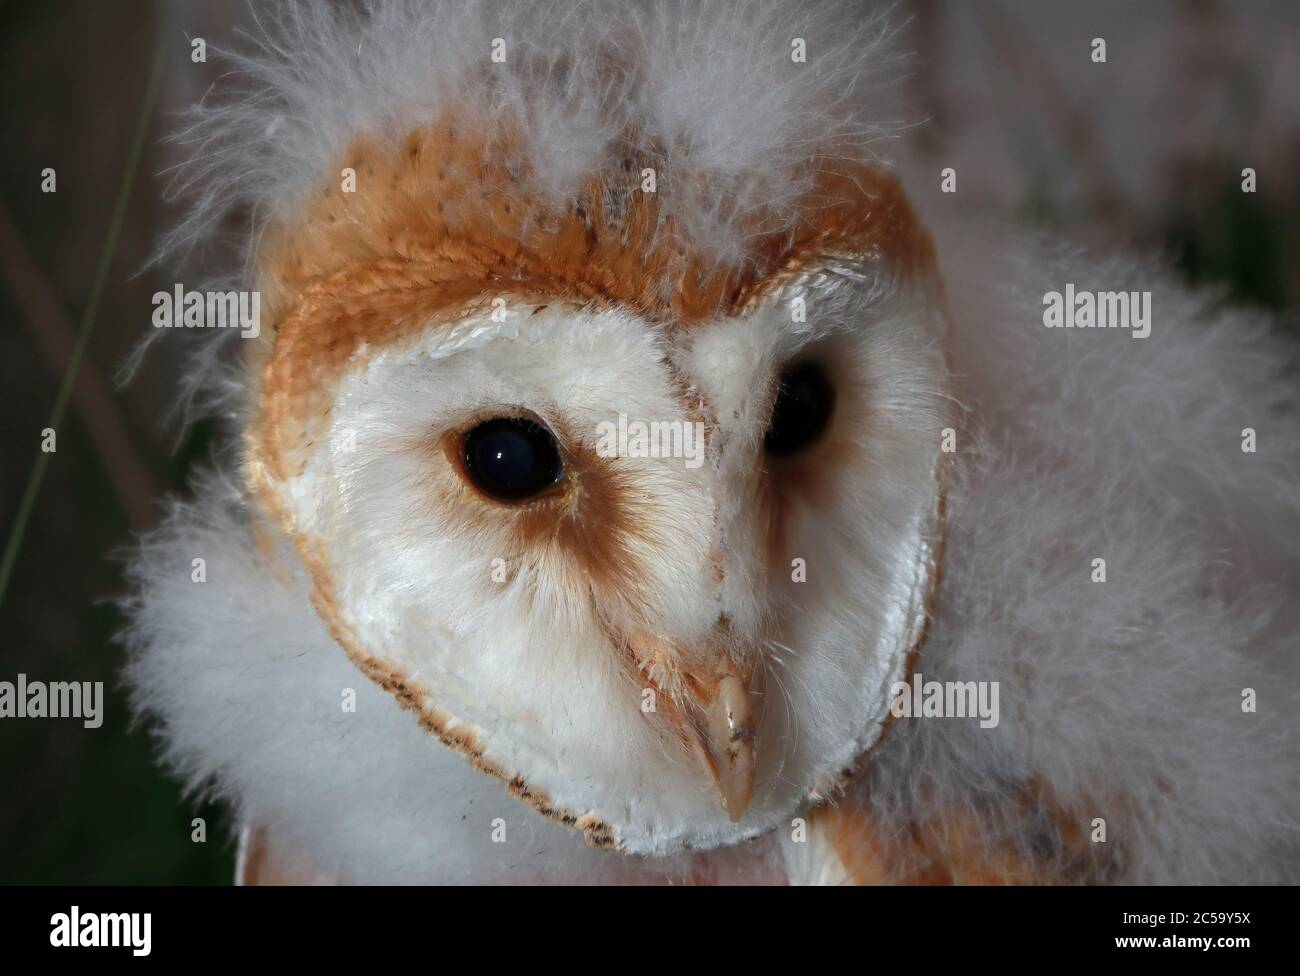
<box><xmin>202</xmin><ymin>0</ymin><xmax>949</xmax><ymax>857</ymax></box>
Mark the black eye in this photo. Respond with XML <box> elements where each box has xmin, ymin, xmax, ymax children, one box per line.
<box><xmin>764</xmin><ymin>361</ymin><xmax>835</xmax><ymax>457</ymax></box>
<box><xmin>461</xmin><ymin>417</ymin><xmax>564</xmax><ymax>502</ymax></box>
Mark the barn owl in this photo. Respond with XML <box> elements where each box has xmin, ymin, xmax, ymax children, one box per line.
<box><xmin>124</xmin><ymin>0</ymin><xmax>1300</xmax><ymax>884</ymax></box>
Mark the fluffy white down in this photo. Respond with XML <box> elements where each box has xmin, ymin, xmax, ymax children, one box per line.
<box><xmin>122</xmin><ymin>0</ymin><xmax>1300</xmax><ymax>882</ymax></box>
<box><xmin>161</xmin><ymin>0</ymin><xmax>905</xmax><ymax>274</ymax></box>
<box><xmin>845</xmin><ymin>225</ymin><xmax>1300</xmax><ymax>884</ymax></box>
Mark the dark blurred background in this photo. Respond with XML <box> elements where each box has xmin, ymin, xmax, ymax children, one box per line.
<box><xmin>1</xmin><ymin>0</ymin><xmax>1296</xmax><ymax>883</ymax></box>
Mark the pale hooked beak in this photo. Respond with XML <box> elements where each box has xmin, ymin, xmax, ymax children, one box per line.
<box><xmin>626</xmin><ymin>635</ymin><xmax>758</xmax><ymax>821</ymax></box>
<box><xmin>692</xmin><ymin>666</ymin><xmax>758</xmax><ymax>822</ymax></box>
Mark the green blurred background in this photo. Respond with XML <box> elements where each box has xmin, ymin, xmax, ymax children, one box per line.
<box><xmin>1</xmin><ymin>0</ymin><xmax>1296</xmax><ymax>883</ymax></box>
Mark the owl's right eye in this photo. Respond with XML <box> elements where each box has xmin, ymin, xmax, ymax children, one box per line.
<box><xmin>460</xmin><ymin>416</ymin><xmax>564</xmax><ymax>503</ymax></box>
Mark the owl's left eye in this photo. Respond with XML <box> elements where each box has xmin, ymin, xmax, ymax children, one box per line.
<box><xmin>460</xmin><ymin>417</ymin><xmax>564</xmax><ymax>502</ymax></box>
<box><xmin>764</xmin><ymin>361</ymin><xmax>834</xmax><ymax>457</ymax></box>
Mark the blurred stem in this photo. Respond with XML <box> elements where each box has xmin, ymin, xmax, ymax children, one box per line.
<box><xmin>0</xmin><ymin>207</ymin><xmax>157</xmax><ymax>530</ymax></box>
<box><xmin>0</xmin><ymin>48</ymin><xmax>165</xmax><ymax>616</ymax></box>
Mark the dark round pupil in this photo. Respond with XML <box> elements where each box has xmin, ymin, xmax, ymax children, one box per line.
<box><xmin>764</xmin><ymin>361</ymin><xmax>834</xmax><ymax>457</ymax></box>
<box><xmin>462</xmin><ymin>417</ymin><xmax>563</xmax><ymax>502</ymax></box>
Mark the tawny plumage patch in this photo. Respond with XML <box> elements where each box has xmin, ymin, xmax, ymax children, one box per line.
<box><xmin>250</xmin><ymin>115</ymin><xmax>935</xmax><ymax>479</ymax></box>
<box><xmin>818</xmin><ymin>780</ymin><xmax>1103</xmax><ymax>885</ymax></box>
<box><xmin>256</xmin><ymin>117</ymin><xmax>933</xmax><ymax>332</ymax></box>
